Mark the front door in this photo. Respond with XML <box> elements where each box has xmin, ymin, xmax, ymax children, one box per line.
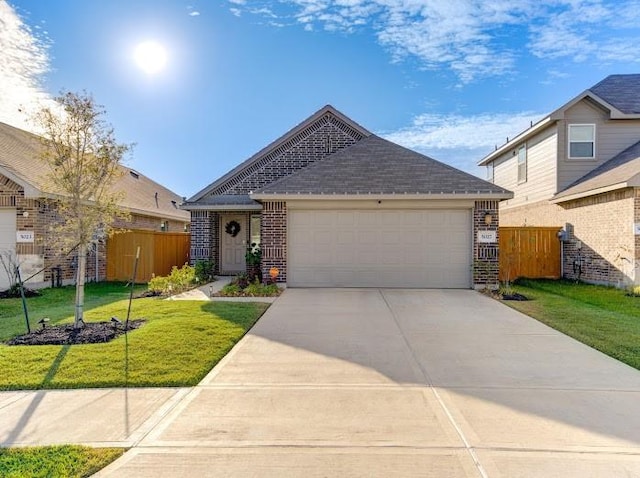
<box><xmin>220</xmin><ymin>214</ymin><xmax>247</xmax><ymax>273</ymax></box>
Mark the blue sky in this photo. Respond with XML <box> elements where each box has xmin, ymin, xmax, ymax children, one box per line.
<box><xmin>2</xmin><ymin>0</ymin><xmax>640</xmax><ymax>197</ymax></box>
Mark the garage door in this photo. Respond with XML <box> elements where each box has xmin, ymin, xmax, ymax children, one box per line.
<box><xmin>288</xmin><ymin>209</ymin><xmax>472</xmax><ymax>288</ymax></box>
<box><xmin>0</xmin><ymin>209</ymin><xmax>17</xmax><ymax>290</ymax></box>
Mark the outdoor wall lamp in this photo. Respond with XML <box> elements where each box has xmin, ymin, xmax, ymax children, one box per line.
<box><xmin>484</xmin><ymin>212</ymin><xmax>493</xmax><ymax>226</ymax></box>
<box><xmin>160</xmin><ymin>221</ymin><xmax>166</xmax><ymax>231</ymax></box>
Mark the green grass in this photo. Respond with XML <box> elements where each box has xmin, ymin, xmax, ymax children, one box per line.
<box><xmin>0</xmin><ymin>445</ymin><xmax>123</xmax><ymax>478</ymax></box>
<box><xmin>0</xmin><ymin>297</ymin><xmax>269</xmax><ymax>390</ymax></box>
<box><xmin>506</xmin><ymin>279</ymin><xmax>640</xmax><ymax>370</ymax></box>
<box><xmin>0</xmin><ymin>282</ymin><xmax>147</xmax><ymax>341</ymax></box>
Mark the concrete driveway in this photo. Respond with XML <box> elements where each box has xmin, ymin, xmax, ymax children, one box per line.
<box><xmin>98</xmin><ymin>288</ymin><xmax>640</xmax><ymax>477</ymax></box>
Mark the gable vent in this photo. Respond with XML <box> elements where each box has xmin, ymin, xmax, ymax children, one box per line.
<box><xmin>129</xmin><ymin>170</ymin><xmax>140</xmax><ymax>179</ymax></box>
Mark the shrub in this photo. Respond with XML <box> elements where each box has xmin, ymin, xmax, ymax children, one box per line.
<box><xmin>627</xmin><ymin>285</ymin><xmax>640</xmax><ymax>297</ymax></box>
<box><xmin>233</xmin><ymin>273</ymin><xmax>249</xmax><ymax>289</ymax></box>
<box><xmin>245</xmin><ymin>243</ymin><xmax>262</xmax><ymax>283</ymax></box>
<box><xmin>220</xmin><ymin>283</ymin><xmax>242</xmax><ymax>296</ymax></box>
<box><xmin>147</xmin><ymin>263</ymin><xmax>196</xmax><ymax>295</ymax></box>
<box><xmin>194</xmin><ymin>260</ymin><xmax>215</xmax><ymax>283</ymax></box>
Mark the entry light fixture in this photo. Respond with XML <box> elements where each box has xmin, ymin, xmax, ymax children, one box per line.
<box><xmin>484</xmin><ymin>212</ymin><xmax>493</xmax><ymax>226</ymax></box>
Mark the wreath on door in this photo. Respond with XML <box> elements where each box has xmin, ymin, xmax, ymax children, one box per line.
<box><xmin>225</xmin><ymin>220</ymin><xmax>241</xmax><ymax>237</ymax></box>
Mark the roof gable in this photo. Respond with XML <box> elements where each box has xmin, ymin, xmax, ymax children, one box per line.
<box><xmin>185</xmin><ymin>105</ymin><xmax>371</xmax><ymax>203</ymax></box>
<box><xmin>480</xmin><ymin>74</ymin><xmax>640</xmax><ymax>166</ymax></box>
<box><xmin>0</xmin><ymin>121</ymin><xmax>188</xmax><ymax>221</ymax></box>
<box><xmin>254</xmin><ymin>135</ymin><xmax>510</xmax><ymax>197</ymax></box>
<box><xmin>590</xmin><ymin>74</ymin><xmax>640</xmax><ymax>115</ymax></box>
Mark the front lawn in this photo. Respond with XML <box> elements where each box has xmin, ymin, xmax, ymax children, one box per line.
<box><xmin>506</xmin><ymin>279</ymin><xmax>640</xmax><ymax>370</ymax></box>
<box><xmin>0</xmin><ymin>445</ymin><xmax>123</xmax><ymax>478</ymax></box>
<box><xmin>0</xmin><ymin>282</ymin><xmax>146</xmax><ymax>342</ymax></box>
<box><xmin>0</xmin><ymin>298</ymin><xmax>269</xmax><ymax>390</ymax></box>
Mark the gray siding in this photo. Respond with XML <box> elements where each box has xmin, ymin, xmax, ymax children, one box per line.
<box><xmin>493</xmin><ymin>124</ymin><xmax>557</xmax><ymax>211</ymax></box>
<box><xmin>558</xmin><ymin>99</ymin><xmax>640</xmax><ymax>190</ymax></box>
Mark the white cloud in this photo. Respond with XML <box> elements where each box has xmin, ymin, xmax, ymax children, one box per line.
<box><xmin>188</xmin><ymin>11</ymin><xmax>200</xmax><ymax>17</ymax></box>
<box><xmin>230</xmin><ymin>0</ymin><xmax>640</xmax><ymax>82</ymax></box>
<box><xmin>382</xmin><ymin>110</ymin><xmax>545</xmax><ymax>174</ymax></box>
<box><xmin>0</xmin><ymin>1</ymin><xmax>54</xmax><ymax>131</ymax></box>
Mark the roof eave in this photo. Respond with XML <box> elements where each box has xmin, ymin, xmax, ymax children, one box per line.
<box><xmin>250</xmin><ymin>192</ymin><xmax>514</xmax><ymax>201</ymax></box>
<box><xmin>550</xmin><ymin>182</ymin><xmax>630</xmax><ymax>204</ymax></box>
<box><xmin>478</xmin><ymin>117</ymin><xmax>554</xmax><ymax>166</ymax></box>
<box><xmin>0</xmin><ymin>165</ymin><xmax>42</xmax><ymax>198</ymax></box>
<box><xmin>125</xmin><ymin>205</ymin><xmax>190</xmax><ymax>221</ymax></box>
<box><xmin>181</xmin><ymin>203</ymin><xmax>263</xmax><ymax>211</ymax></box>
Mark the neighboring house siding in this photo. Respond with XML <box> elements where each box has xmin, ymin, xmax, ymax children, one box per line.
<box><xmin>499</xmin><ymin>200</ymin><xmax>564</xmax><ymax>227</ymax></box>
<box><xmin>558</xmin><ymin>100</ymin><xmax>640</xmax><ymax>190</ymax></box>
<box><xmin>495</xmin><ymin>125</ymin><xmax>558</xmax><ymax>211</ymax></box>
<box><xmin>114</xmin><ymin>214</ymin><xmax>186</xmax><ymax>233</ymax></box>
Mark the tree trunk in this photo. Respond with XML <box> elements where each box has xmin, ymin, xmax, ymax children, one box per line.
<box><xmin>74</xmin><ymin>243</ymin><xmax>86</xmax><ymax>328</ymax></box>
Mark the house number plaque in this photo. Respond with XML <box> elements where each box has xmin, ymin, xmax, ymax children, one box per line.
<box><xmin>477</xmin><ymin>230</ymin><xmax>497</xmax><ymax>243</ymax></box>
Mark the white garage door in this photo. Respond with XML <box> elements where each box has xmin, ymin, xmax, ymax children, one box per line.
<box><xmin>0</xmin><ymin>209</ymin><xmax>17</xmax><ymax>290</ymax></box>
<box><xmin>288</xmin><ymin>209</ymin><xmax>472</xmax><ymax>288</ymax></box>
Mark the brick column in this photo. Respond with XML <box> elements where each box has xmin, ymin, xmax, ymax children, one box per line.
<box><xmin>261</xmin><ymin>201</ymin><xmax>287</xmax><ymax>283</ymax></box>
<box><xmin>473</xmin><ymin>200</ymin><xmax>499</xmax><ymax>289</ymax></box>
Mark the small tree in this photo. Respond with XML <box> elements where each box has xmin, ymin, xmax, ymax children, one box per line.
<box><xmin>33</xmin><ymin>91</ymin><xmax>132</xmax><ymax>328</ymax></box>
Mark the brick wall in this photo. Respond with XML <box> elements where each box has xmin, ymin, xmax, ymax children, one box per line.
<box><xmin>188</xmin><ymin>113</ymin><xmax>367</xmax><ymax>279</ymax></box>
<box><xmin>499</xmin><ymin>189</ymin><xmax>636</xmax><ymax>286</ymax></box>
<box><xmin>1</xmin><ymin>173</ymin><xmax>188</xmax><ymax>288</ymax></box>
<box><xmin>208</xmin><ymin>114</ymin><xmax>366</xmax><ymax>196</ymax></box>
<box><xmin>473</xmin><ymin>200</ymin><xmax>500</xmax><ymax>288</ymax></box>
<box><xmin>260</xmin><ymin>201</ymin><xmax>286</xmax><ymax>283</ymax></box>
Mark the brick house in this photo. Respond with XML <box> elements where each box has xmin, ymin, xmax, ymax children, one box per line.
<box><xmin>0</xmin><ymin>121</ymin><xmax>190</xmax><ymax>289</ymax></box>
<box><xmin>479</xmin><ymin>74</ymin><xmax>640</xmax><ymax>286</ymax></box>
<box><xmin>183</xmin><ymin>105</ymin><xmax>511</xmax><ymax>288</ymax></box>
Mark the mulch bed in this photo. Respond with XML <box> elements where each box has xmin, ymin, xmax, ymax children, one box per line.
<box><xmin>0</xmin><ymin>288</ymin><xmax>41</xmax><ymax>299</ymax></box>
<box><xmin>6</xmin><ymin>320</ymin><xmax>145</xmax><ymax>346</ymax></box>
<box><xmin>501</xmin><ymin>292</ymin><xmax>529</xmax><ymax>301</ymax></box>
<box><xmin>481</xmin><ymin>289</ymin><xmax>529</xmax><ymax>301</ymax></box>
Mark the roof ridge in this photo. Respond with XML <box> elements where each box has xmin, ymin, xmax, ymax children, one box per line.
<box><xmin>186</xmin><ymin>105</ymin><xmax>371</xmax><ymax>202</ymax></box>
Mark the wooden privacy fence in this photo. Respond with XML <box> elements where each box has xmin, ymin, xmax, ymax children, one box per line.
<box><xmin>499</xmin><ymin>227</ymin><xmax>561</xmax><ymax>282</ymax></box>
<box><xmin>106</xmin><ymin>231</ymin><xmax>190</xmax><ymax>283</ymax></box>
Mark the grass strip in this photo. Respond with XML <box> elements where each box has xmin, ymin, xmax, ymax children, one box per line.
<box><xmin>0</xmin><ymin>445</ymin><xmax>123</xmax><ymax>478</ymax></box>
<box><xmin>506</xmin><ymin>279</ymin><xmax>640</xmax><ymax>370</ymax></box>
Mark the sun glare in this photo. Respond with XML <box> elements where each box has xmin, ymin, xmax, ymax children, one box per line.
<box><xmin>133</xmin><ymin>41</ymin><xmax>167</xmax><ymax>75</ymax></box>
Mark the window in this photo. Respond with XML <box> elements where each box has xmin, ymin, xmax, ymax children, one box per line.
<box><xmin>486</xmin><ymin>163</ymin><xmax>494</xmax><ymax>183</ymax></box>
<box><xmin>568</xmin><ymin>124</ymin><xmax>595</xmax><ymax>158</ymax></box>
<box><xmin>250</xmin><ymin>215</ymin><xmax>261</xmax><ymax>248</ymax></box>
<box><xmin>517</xmin><ymin>144</ymin><xmax>527</xmax><ymax>183</ymax></box>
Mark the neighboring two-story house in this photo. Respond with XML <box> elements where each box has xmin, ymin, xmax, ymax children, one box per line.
<box><xmin>479</xmin><ymin>74</ymin><xmax>640</xmax><ymax>286</ymax></box>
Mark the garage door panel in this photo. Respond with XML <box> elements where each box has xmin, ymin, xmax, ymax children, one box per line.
<box><xmin>289</xmin><ymin>209</ymin><xmax>471</xmax><ymax>288</ymax></box>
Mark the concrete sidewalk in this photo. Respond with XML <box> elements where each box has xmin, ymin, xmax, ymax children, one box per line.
<box><xmin>0</xmin><ymin>388</ymin><xmax>190</xmax><ymax>448</ymax></box>
<box><xmin>95</xmin><ymin>288</ymin><xmax>640</xmax><ymax>477</ymax></box>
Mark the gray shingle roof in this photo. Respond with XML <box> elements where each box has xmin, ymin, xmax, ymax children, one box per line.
<box><xmin>553</xmin><ymin>139</ymin><xmax>640</xmax><ymax>201</ymax></box>
<box><xmin>590</xmin><ymin>74</ymin><xmax>640</xmax><ymax>114</ymax></box>
<box><xmin>256</xmin><ymin>135</ymin><xmax>510</xmax><ymax>196</ymax></box>
<box><xmin>182</xmin><ymin>194</ymin><xmax>260</xmax><ymax>208</ymax></box>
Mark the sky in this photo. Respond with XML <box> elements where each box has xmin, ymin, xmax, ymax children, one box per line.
<box><xmin>2</xmin><ymin>0</ymin><xmax>640</xmax><ymax>198</ymax></box>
